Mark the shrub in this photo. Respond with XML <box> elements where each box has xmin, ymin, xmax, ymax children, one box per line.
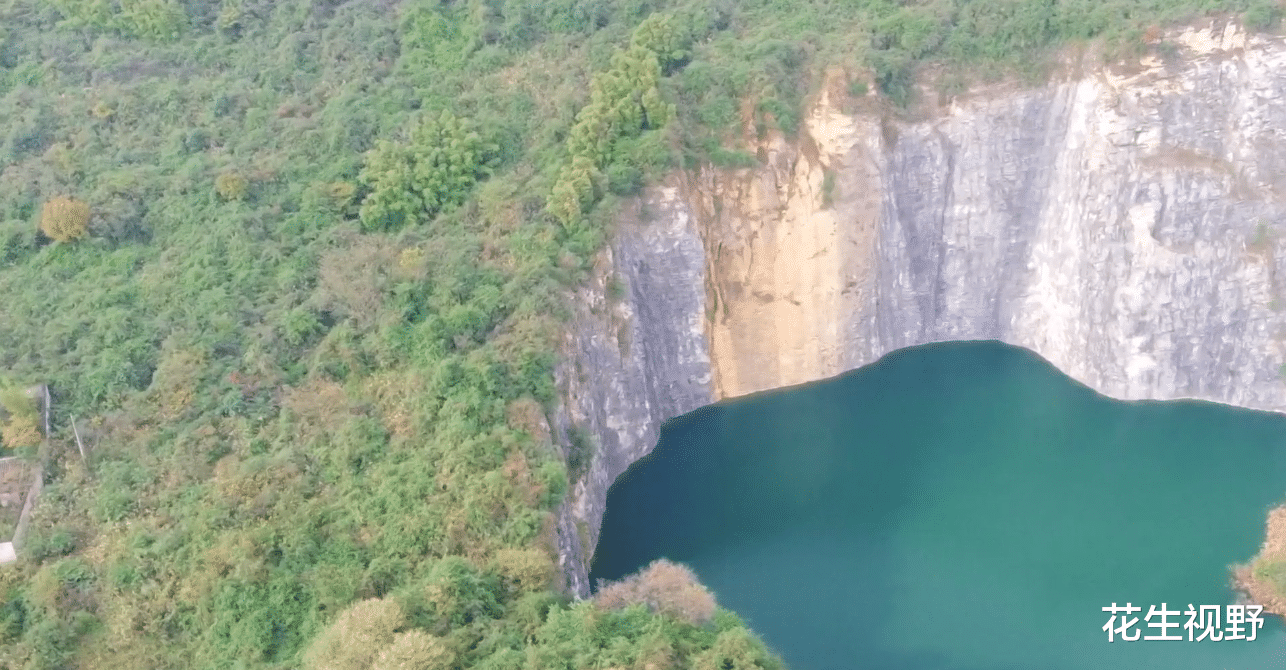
<box><xmin>90</xmin><ymin>102</ymin><xmax>114</xmax><ymax>119</ymax></box>
<box><xmin>691</xmin><ymin>627</ymin><xmax>783</xmax><ymax>670</ymax></box>
<box><xmin>2</xmin><ymin>412</ymin><xmax>40</xmax><ymax>449</ymax></box>
<box><xmin>22</xmin><ymin>527</ymin><xmax>77</xmax><ymax>563</ymax></box>
<box><xmin>53</xmin><ymin>0</ymin><xmax>186</xmax><ymax>39</ymax></box>
<box><xmin>303</xmin><ymin>597</ymin><xmax>406</xmax><ymax>670</ymax></box>
<box><xmin>39</xmin><ymin>197</ymin><xmax>91</xmax><ymax>242</ymax></box>
<box><xmin>28</xmin><ymin>559</ymin><xmax>95</xmax><ymax>618</ymax></box>
<box><xmin>45</xmin><ymin>531</ymin><xmax>76</xmax><ymax>558</ymax></box>
<box><xmin>594</xmin><ymin>558</ymin><xmax>717</xmax><ymax>626</ymax></box>
<box><xmin>492</xmin><ymin>547</ymin><xmax>555</xmax><ymax>595</ymax></box>
<box><xmin>327</xmin><ymin>181</ymin><xmax>357</xmax><ymax>207</ymax></box>
<box><xmin>215</xmin><ymin>172</ymin><xmax>249</xmax><ymax>201</ymax></box>
<box><xmin>1246</xmin><ymin>0</ymin><xmax>1280</xmax><ymax>31</ymax></box>
<box><xmin>373</xmin><ymin>629</ymin><xmax>455</xmax><ymax>670</ymax></box>
<box><xmin>605</xmin><ymin>161</ymin><xmax>643</xmax><ymax>196</ymax></box>
<box><xmin>314</xmin><ymin>237</ymin><xmax>400</xmax><ymax>328</ymax></box>
<box><xmin>565</xmin><ymin>424</ymin><xmax>594</xmax><ymax>483</ymax></box>
<box><xmin>1</xmin><ymin>384</ymin><xmax>42</xmax><ymax>448</ymax></box>
<box><xmin>147</xmin><ymin>344</ymin><xmax>208</xmax><ymax>421</ymax></box>
<box><xmin>0</xmin><ymin>593</ymin><xmax>23</xmax><ymax>645</ymax></box>
<box><xmin>821</xmin><ymin>168</ymin><xmax>836</xmax><ymax>209</ymax></box>
<box><xmin>422</xmin><ymin>556</ymin><xmax>501</xmax><ymax>628</ymax></box>
<box><xmin>118</xmin><ymin>0</ymin><xmax>187</xmax><ymax>40</ymax></box>
<box><xmin>20</xmin><ymin>617</ymin><xmax>77</xmax><ymax>670</ymax></box>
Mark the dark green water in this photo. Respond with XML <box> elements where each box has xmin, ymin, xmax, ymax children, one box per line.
<box><xmin>590</xmin><ymin>341</ymin><xmax>1286</xmax><ymax>669</ymax></box>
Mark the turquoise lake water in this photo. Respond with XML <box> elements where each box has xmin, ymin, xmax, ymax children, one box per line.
<box><xmin>590</xmin><ymin>341</ymin><xmax>1286</xmax><ymax>669</ymax></box>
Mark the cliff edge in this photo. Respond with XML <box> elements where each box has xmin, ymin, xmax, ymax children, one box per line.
<box><xmin>555</xmin><ymin>19</ymin><xmax>1286</xmax><ymax>598</ymax></box>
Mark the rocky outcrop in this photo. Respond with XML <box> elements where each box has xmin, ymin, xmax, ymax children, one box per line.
<box><xmin>552</xmin><ymin>194</ymin><xmax>713</xmax><ymax>598</ymax></box>
<box><xmin>555</xmin><ymin>19</ymin><xmax>1286</xmax><ymax>596</ymax></box>
<box><xmin>702</xmin><ymin>21</ymin><xmax>1286</xmax><ymax>407</ymax></box>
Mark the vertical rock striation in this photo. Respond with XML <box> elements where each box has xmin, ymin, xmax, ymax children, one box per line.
<box><xmin>883</xmin><ymin>23</ymin><xmax>1286</xmax><ymax>409</ymax></box>
<box><xmin>702</xmin><ymin>21</ymin><xmax>1286</xmax><ymax>409</ymax></box>
<box><xmin>552</xmin><ymin>192</ymin><xmax>712</xmax><ymax>598</ymax></box>
<box><xmin>556</xmin><ymin>20</ymin><xmax>1286</xmax><ymax>595</ymax></box>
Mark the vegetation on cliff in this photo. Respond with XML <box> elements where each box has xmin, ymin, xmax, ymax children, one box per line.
<box><xmin>0</xmin><ymin>0</ymin><xmax>1278</xmax><ymax>668</ymax></box>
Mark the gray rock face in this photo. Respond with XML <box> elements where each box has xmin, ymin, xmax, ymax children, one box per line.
<box><xmin>552</xmin><ymin>193</ymin><xmax>712</xmax><ymax>598</ymax></box>
<box><xmin>554</xmin><ymin>22</ymin><xmax>1286</xmax><ymax>596</ymax></box>
<box><xmin>879</xmin><ymin>26</ymin><xmax>1286</xmax><ymax>409</ymax></box>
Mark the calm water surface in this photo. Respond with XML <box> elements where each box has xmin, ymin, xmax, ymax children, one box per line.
<box><xmin>591</xmin><ymin>341</ymin><xmax>1286</xmax><ymax>669</ymax></box>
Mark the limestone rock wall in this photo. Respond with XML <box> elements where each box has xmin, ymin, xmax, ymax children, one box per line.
<box><xmin>698</xmin><ymin>21</ymin><xmax>1286</xmax><ymax>409</ymax></box>
<box><xmin>555</xmin><ymin>19</ymin><xmax>1286</xmax><ymax>596</ymax></box>
<box><xmin>552</xmin><ymin>193</ymin><xmax>712</xmax><ymax>598</ymax></box>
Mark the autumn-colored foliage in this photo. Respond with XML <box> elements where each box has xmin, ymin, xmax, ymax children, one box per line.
<box><xmin>147</xmin><ymin>345</ymin><xmax>207</xmax><ymax>421</ymax></box>
<box><xmin>594</xmin><ymin>558</ymin><xmax>717</xmax><ymax>626</ymax></box>
<box><xmin>39</xmin><ymin>197</ymin><xmax>91</xmax><ymax>242</ymax></box>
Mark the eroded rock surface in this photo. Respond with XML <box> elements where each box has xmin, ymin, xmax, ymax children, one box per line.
<box><xmin>556</xmin><ymin>20</ymin><xmax>1286</xmax><ymax>596</ymax></box>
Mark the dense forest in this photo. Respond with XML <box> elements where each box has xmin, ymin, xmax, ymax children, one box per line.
<box><xmin>0</xmin><ymin>0</ymin><xmax>1279</xmax><ymax>668</ymax></box>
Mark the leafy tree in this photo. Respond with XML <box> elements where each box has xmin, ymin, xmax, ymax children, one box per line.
<box><xmin>303</xmin><ymin>597</ymin><xmax>405</xmax><ymax>670</ymax></box>
<box><xmin>358</xmin><ymin>110</ymin><xmax>498</xmax><ymax>232</ymax></box>
<box><xmin>630</xmin><ymin>12</ymin><xmax>691</xmax><ymax>72</ymax></box>
<box><xmin>117</xmin><ymin>0</ymin><xmax>187</xmax><ymax>41</ymax></box>
<box><xmin>39</xmin><ymin>197</ymin><xmax>90</xmax><ymax>243</ymax></box>
<box><xmin>1246</xmin><ymin>0</ymin><xmax>1281</xmax><ymax>30</ymax></box>
<box><xmin>548</xmin><ymin>156</ymin><xmax>603</xmax><ymax>230</ymax></box>
<box><xmin>548</xmin><ymin>14</ymin><xmax>682</xmax><ymax>228</ymax></box>
<box><xmin>49</xmin><ymin>0</ymin><xmax>186</xmax><ymax>40</ymax></box>
<box><xmin>372</xmin><ymin>629</ymin><xmax>455</xmax><ymax>670</ymax></box>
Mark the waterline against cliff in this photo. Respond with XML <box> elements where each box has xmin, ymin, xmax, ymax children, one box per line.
<box><xmin>592</xmin><ymin>341</ymin><xmax>1286</xmax><ymax>669</ymax></box>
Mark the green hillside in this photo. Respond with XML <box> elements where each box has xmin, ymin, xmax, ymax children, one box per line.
<box><xmin>0</xmin><ymin>0</ymin><xmax>1275</xmax><ymax>668</ymax></box>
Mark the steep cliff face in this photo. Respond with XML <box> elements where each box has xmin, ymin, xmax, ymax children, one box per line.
<box><xmin>556</xmin><ymin>20</ymin><xmax>1286</xmax><ymax>596</ymax></box>
<box><xmin>552</xmin><ymin>193</ymin><xmax>713</xmax><ymax>598</ymax></box>
<box><xmin>704</xmin><ymin>22</ymin><xmax>1286</xmax><ymax>407</ymax></box>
